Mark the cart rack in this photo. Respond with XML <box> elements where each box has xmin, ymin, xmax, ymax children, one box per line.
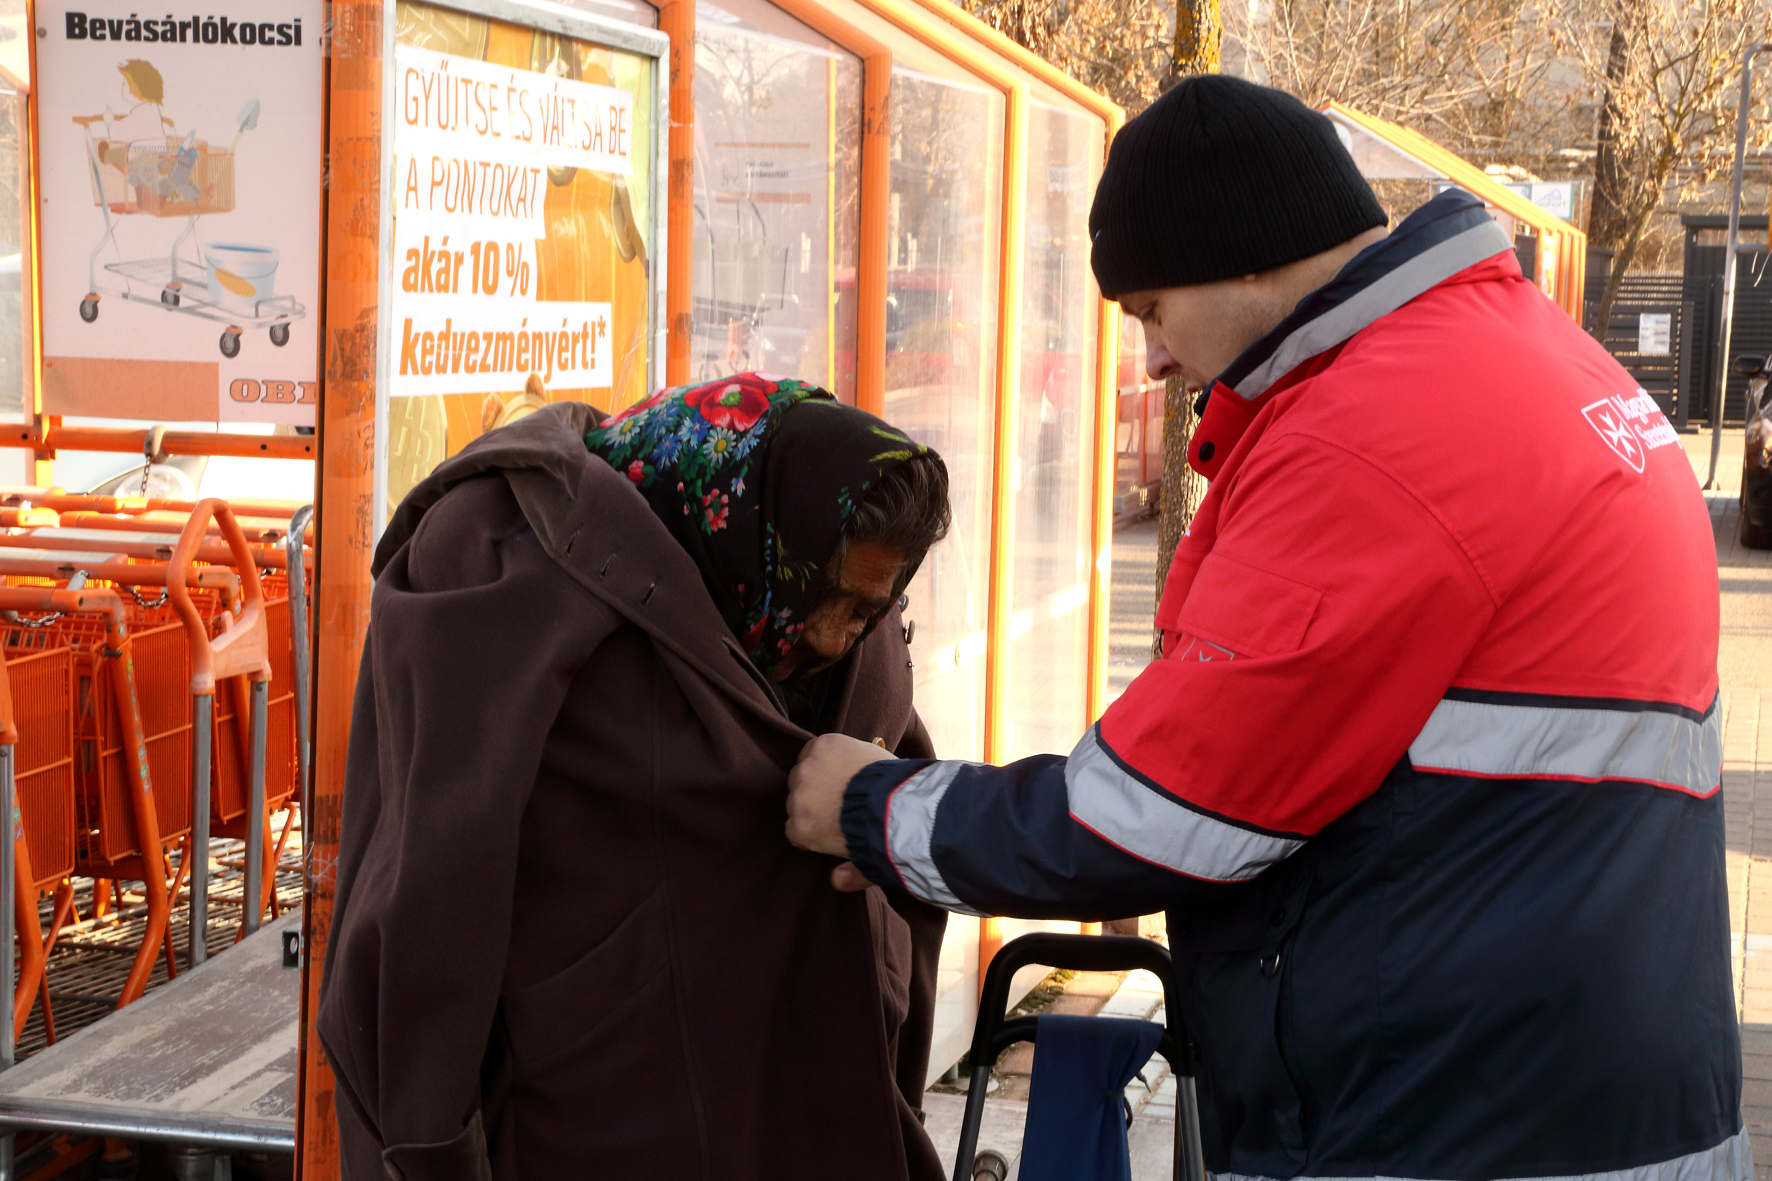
<box><xmin>0</xmin><ymin>912</ymin><xmax>298</xmax><ymax>1156</ymax></box>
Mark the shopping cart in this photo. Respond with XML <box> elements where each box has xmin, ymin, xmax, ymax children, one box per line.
<box><xmin>35</xmin><ymin>513</ymin><xmax>307</xmax><ymax>927</ymax></box>
<box><xmin>0</xmin><ymin>586</ymin><xmax>176</xmax><ymax>1009</ymax></box>
<box><xmin>957</xmin><ymin>933</ymin><xmax>1205</xmax><ymax>1181</ymax></box>
<box><xmin>72</xmin><ymin>100</ymin><xmax>304</xmax><ymax>358</ymax></box>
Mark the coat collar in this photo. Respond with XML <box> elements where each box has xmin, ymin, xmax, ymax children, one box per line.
<box><xmin>1187</xmin><ymin>190</ymin><xmax>1515</xmax><ymax>479</ymax></box>
<box><xmin>544</xmin><ymin>456</ymin><xmax>813</xmax><ymax>742</ymax></box>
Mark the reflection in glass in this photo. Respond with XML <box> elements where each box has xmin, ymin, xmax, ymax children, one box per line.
<box><xmin>1003</xmin><ymin>100</ymin><xmax>1102</xmax><ymax>761</ymax></box>
<box><xmin>883</xmin><ymin>74</ymin><xmax>1003</xmax><ymax>762</ymax></box>
<box><xmin>692</xmin><ymin>0</ymin><xmax>861</xmax><ymax>397</ymax></box>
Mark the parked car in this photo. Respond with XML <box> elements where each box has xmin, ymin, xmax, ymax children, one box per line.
<box><xmin>1738</xmin><ymin>354</ymin><xmax>1772</xmax><ymax>548</ymax></box>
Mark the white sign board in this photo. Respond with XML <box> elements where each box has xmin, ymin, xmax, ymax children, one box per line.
<box><xmin>1503</xmin><ymin>181</ymin><xmax>1576</xmax><ymax>221</ymax></box>
<box><xmin>1638</xmin><ymin>312</ymin><xmax>1672</xmax><ymax>356</ymax></box>
<box><xmin>35</xmin><ymin>0</ymin><xmax>323</xmax><ymax>424</ymax></box>
<box><xmin>390</xmin><ymin>45</ymin><xmax>634</xmax><ymax>397</ymax></box>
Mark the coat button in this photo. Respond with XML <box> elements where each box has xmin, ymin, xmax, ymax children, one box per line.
<box><xmin>903</xmin><ymin>619</ymin><xmax>916</xmax><ymax>645</ymax></box>
<box><xmin>1198</xmin><ymin>440</ymin><xmax>1216</xmax><ymax>462</ymax></box>
<box><xmin>1270</xmin><ymin>908</ymin><xmax>1286</xmax><ymax>926</ymax></box>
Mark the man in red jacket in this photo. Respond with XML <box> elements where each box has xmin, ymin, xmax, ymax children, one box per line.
<box><xmin>786</xmin><ymin>75</ymin><xmax>1739</xmax><ymax>1181</ymax></box>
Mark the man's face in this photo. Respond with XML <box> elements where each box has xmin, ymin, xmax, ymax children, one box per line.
<box><xmin>772</xmin><ymin>541</ymin><xmax>907</xmax><ymax>682</ymax></box>
<box><xmin>1120</xmin><ymin>277</ymin><xmax>1299</xmax><ymax>392</ymax></box>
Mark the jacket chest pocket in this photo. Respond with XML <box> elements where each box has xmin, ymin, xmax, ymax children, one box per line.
<box><xmin>1172</xmin><ymin>872</ymin><xmax>1313</xmax><ymax>1176</ymax></box>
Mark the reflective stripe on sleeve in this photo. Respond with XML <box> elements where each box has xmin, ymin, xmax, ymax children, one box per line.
<box><xmin>1066</xmin><ymin>727</ymin><xmax>1306</xmax><ymax>882</ymax></box>
<box><xmin>883</xmin><ymin>761</ymin><xmax>989</xmax><ymax>917</ymax></box>
<box><xmin>1408</xmin><ymin>691</ymin><xmax>1722</xmax><ymax>796</ymax></box>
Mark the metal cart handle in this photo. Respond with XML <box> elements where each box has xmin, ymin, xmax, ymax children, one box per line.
<box><xmin>956</xmin><ymin>932</ymin><xmax>1206</xmax><ymax>1181</ymax></box>
<box><xmin>167</xmin><ymin>499</ymin><xmax>270</xmax><ymax>694</ymax></box>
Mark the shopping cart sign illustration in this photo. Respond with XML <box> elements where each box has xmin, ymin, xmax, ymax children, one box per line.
<box><xmin>76</xmin><ymin>96</ymin><xmax>306</xmax><ymax>357</ymax></box>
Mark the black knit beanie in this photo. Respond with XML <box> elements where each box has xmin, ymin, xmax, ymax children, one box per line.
<box><xmin>1089</xmin><ymin>76</ymin><xmax>1387</xmax><ymax>297</ymax></box>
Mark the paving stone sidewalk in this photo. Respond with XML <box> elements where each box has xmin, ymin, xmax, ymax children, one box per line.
<box><xmin>1692</xmin><ymin>429</ymin><xmax>1772</xmax><ymax>1178</ymax></box>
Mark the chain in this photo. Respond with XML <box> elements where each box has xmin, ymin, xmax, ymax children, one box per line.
<box><xmin>3</xmin><ymin>610</ymin><xmax>64</xmax><ymax>628</ymax></box>
<box><xmin>128</xmin><ymin>586</ymin><xmax>170</xmax><ymax>609</ymax></box>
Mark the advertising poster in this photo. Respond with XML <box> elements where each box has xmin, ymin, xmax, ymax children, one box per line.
<box><xmin>384</xmin><ymin>1</ymin><xmax>655</xmax><ymax>513</ymax></box>
<box><xmin>34</xmin><ymin>0</ymin><xmax>323</xmax><ymax>425</ymax></box>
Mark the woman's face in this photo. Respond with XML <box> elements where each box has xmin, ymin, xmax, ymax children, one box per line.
<box><xmin>772</xmin><ymin>541</ymin><xmax>906</xmax><ymax>682</ymax></box>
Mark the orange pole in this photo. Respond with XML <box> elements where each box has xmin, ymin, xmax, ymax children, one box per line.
<box><xmin>658</xmin><ymin>0</ymin><xmax>695</xmax><ymax>387</ymax></box>
<box><xmin>754</xmin><ymin>0</ymin><xmax>891</xmax><ymax>417</ymax></box>
<box><xmin>24</xmin><ymin>0</ymin><xmax>49</xmax><ymax>488</ymax></box>
<box><xmin>297</xmin><ymin>0</ymin><xmax>379</xmax><ymax>1172</ymax></box>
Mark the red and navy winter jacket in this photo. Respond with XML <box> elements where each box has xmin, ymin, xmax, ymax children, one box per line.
<box><xmin>843</xmin><ymin>191</ymin><xmax>1742</xmax><ymax>1181</ymax></box>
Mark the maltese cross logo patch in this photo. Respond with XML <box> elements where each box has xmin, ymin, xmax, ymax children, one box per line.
<box><xmin>1582</xmin><ymin>398</ymin><xmax>1646</xmax><ymax>473</ymax></box>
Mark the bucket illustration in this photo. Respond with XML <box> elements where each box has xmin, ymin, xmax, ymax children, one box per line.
<box><xmin>204</xmin><ymin>243</ymin><xmax>279</xmax><ymax>316</ymax></box>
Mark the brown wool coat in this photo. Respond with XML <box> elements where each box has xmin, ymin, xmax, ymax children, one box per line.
<box><xmin>318</xmin><ymin>406</ymin><xmax>949</xmax><ymax>1181</ymax></box>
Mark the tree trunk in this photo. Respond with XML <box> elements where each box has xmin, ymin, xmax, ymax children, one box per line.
<box><xmin>1155</xmin><ymin>0</ymin><xmax>1220</xmax><ymax>636</ymax></box>
<box><xmin>1593</xmin><ymin>200</ymin><xmax>1658</xmax><ymax>341</ymax></box>
<box><xmin>1589</xmin><ymin>16</ymin><xmax>1633</xmax><ymax>250</ymax></box>
<box><xmin>1173</xmin><ymin>0</ymin><xmax>1221</xmax><ymax>79</ymax></box>
<box><xmin>1153</xmin><ymin>376</ymin><xmax>1205</xmax><ymax>655</ymax></box>
<box><xmin>1587</xmin><ymin>1</ymin><xmax>1640</xmax><ymax>337</ymax></box>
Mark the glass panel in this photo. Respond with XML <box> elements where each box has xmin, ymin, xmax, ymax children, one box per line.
<box><xmin>691</xmin><ymin>0</ymin><xmax>861</xmax><ymax>396</ymax></box>
<box><xmin>885</xmin><ymin>68</ymin><xmax>1003</xmax><ymax>765</ymax></box>
<box><xmin>1003</xmin><ymin>99</ymin><xmax>1101</xmax><ymax>761</ymax></box>
<box><xmin>0</xmin><ymin>15</ymin><xmax>30</xmax><ymax>434</ymax></box>
<box><xmin>1</xmin><ymin>1</ymin><xmax>33</xmax><ymax>485</ymax></box>
<box><xmin>385</xmin><ymin>1</ymin><xmax>657</xmax><ymax>515</ymax></box>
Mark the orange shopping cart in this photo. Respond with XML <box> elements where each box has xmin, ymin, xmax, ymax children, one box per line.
<box><xmin>0</xmin><ymin>587</ymin><xmax>174</xmax><ymax>1009</ymax></box>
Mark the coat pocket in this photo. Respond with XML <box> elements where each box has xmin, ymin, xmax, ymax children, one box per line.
<box><xmin>1175</xmin><ymin>876</ymin><xmax>1311</xmax><ymax>1176</ymax></box>
<box><xmin>496</xmin><ymin>889</ymin><xmax>701</xmax><ymax>1175</ymax></box>
<box><xmin>1170</xmin><ymin>551</ymin><xmax>1322</xmax><ymax>659</ymax></box>
<box><xmin>501</xmin><ymin>888</ymin><xmax>672</xmax><ymax>1073</ymax></box>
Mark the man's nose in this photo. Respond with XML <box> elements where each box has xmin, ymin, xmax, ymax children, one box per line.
<box><xmin>1146</xmin><ymin>344</ymin><xmax>1180</xmax><ymax>382</ymax></box>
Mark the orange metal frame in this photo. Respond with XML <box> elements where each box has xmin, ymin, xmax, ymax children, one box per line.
<box><xmin>298</xmin><ymin>0</ymin><xmax>379</xmax><ymax>1171</ymax></box>
<box><xmin>762</xmin><ymin>0</ymin><xmax>892</xmax><ymax>416</ymax></box>
<box><xmin>658</xmin><ymin>0</ymin><xmax>696</xmax><ymax>387</ymax></box>
<box><xmin>0</xmin><ymin>423</ymin><xmax>317</xmax><ymax>464</ymax></box>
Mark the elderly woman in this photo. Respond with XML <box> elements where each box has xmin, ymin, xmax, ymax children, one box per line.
<box><xmin>320</xmin><ymin>374</ymin><xmax>952</xmax><ymax>1180</ymax></box>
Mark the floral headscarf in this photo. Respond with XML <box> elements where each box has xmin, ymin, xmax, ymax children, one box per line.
<box><xmin>584</xmin><ymin>372</ymin><xmax>941</xmax><ymax>671</ymax></box>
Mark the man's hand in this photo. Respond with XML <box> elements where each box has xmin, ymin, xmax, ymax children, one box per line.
<box><xmin>787</xmin><ymin>733</ymin><xmax>894</xmax><ymax>891</ymax></box>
